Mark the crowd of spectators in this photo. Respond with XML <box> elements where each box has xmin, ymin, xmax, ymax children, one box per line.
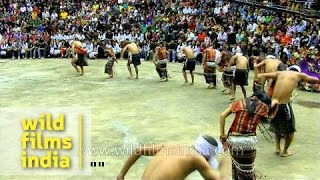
<box><xmin>0</xmin><ymin>0</ymin><xmax>319</xmax><ymax>72</ymax></box>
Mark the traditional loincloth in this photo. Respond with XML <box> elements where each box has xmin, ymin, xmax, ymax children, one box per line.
<box><xmin>75</xmin><ymin>54</ymin><xmax>88</xmax><ymax>66</ymax></box>
<box><xmin>227</xmin><ymin>134</ymin><xmax>257</xmax><ymax>180</ymax></box>
<box><xmin>204</xmin><ymin>62</ymin><xmax>217</xmax><ymax>85</ymax></box>
<box><xmin>131</xmin><ymin>54</ymin><xmax>141</xmax><ymax>66</ymax></box>
<box><xmin>222</xmin><ymin>69</ymin><xmax>235</xmax><ymax>88</ymax></box>
<box><xmin>183</xmin><ymin>58</ymin><xmax>196</xmax><ymax>71</ymax></box>
<box><xmin>234</xmin><ymin>69</ymin><xmax>248</xmax><ymax>86</ymax></box>
<box><xmin>105</xmin><ymin>59</ymin><xmax>115</xmax><ymax>75</ymax></box>
<box><xmin>156</xmin><ymin>59</ymin><xmax>168</xmax><ymax>79</ymax></box>
<box><xmin>269</xmin><ymin>103</ymin><xmax>296</xmax><ymax>135</ymax></box>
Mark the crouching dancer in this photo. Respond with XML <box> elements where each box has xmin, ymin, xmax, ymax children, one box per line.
<box><xmin>117</xmin><ymin>135</ymin><xmax>231</xmax><ymax>180</ymax></box>
<box><xmin>70</xmin><ymin>40</ymin><xmax>88</xmax><ymax>76</ymax></box>
<box><xmin>153</xmin><ymin>45</ymin><xmax>168</xmax><ymax>81</ymax></box>
<box><xmin>220</xmin><ymin>92</ymin><xmax>271</xmax><ymax>180</ymax></box>
<box><xmin>104</xmin><ymin>48</ymin><xmax>118</xmax><ymax>78</ymax></box>
<box><xmin>202</xmin><ymin>45</ymin><xmax>220</xmax><ymax>88</ymax></box>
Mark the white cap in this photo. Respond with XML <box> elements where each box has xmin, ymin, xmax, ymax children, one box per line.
<box><xmin>288</xmin><ymin>65</ymin><xmax>301</xmax><ymax>72</ymax></box>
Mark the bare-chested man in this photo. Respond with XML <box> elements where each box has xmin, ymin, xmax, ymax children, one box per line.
<box><xmin>229</xmin><ymin>54</ymin><xmax>249</xmax><ymax>100</ymax></box>
<box><xmin>104</xmin><ymin>48</ymin><xmax>118</xmax><ymax>79</ymax></box>
<box><xmin>180</xmin><ymin>46</ymin><xmax>196</xmax><ymax>85</ymax></box>
<box><xmin>70</xmin><ymin>39</ymin><xmax>88</xmax><ymax>76</ymax></box>
<box><xmin>153</xmin><ymin>45</ymin><xmax>169</xmax><ymax>81</ymax></box>
<box><xmin>258</xmin><ymin>67</ymin><xmax>320</xmax><ymax>157</ymax></box>
<box><xmin>117</xmin><ymin>135</ymin><xmax>231</xmax><ymax>180</ymax></box>
<box><xmin>220</xmin><ymin>51</ymin><xmax>234</xmax><ymax>94</ymax></box>
<box><xmin>253</xmin><ymin>58</ymin><xmax>287</xmax><ymax>94</ymax></box>
<box><xmin>202</xmin><ymin>45</ymin><xmax>220</xmax><ymax>88</ymax></box>
<box><xmin>121</xmin><ymin>41</ymin><xmax>141</xmax><ymax>79</ymax></box>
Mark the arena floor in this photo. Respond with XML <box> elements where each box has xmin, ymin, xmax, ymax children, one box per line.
<box><xmin>0</xmin><ymin>59</ymin><xmax>319</xmax><ymax>180</ymax></box>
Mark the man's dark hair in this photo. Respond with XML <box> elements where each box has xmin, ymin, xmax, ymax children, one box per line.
<box><xmin>277</xmin><ymin>63</ymin><xmax>287</xmax><ymax>71</ymax></box>
<box><xmin>202</xmin><ymin>135</ymin><xmax>218</xmax><ymax>146</ymax></box>
<box><xmin>246</xmin><ymin>92</ymin><xmax>271</xmax><ymax>117</ymax></box>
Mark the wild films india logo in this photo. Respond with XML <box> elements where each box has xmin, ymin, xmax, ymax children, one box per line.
<box><xmin>21</xmin><ymin>113</ymin><xmax>73</xmax><ymax>168</ymax></box>
<box><xmin>0</xmin><ymin>108</ymin><xmax>91</xmax><ymax>175</ymax></box>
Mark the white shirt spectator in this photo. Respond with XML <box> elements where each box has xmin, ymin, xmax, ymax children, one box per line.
<box><xmin>186</xmin><ymin>32</ymin><xmax>195</xmax><ymax>41</ymax></box>
<box><xmin>214</xmin><ymin>7</ymin><xmax>220</xmax><ymax>14</ymax></box>
<box><xmin>183</xmin><ymin>7</ymin><xmax>192</xmax><ymax>14</ymax></box>
<box><xmin>296</xmin><ymin>24</ymin><xmax>305</xmax><ymax>33</ymax></box>
<box><xmin>27</xmin><ymin>5</ymin><xmax>33</xmax><ymax>12</ymax></box>
<box><xmin>99</xmin><ymin>33</ymin><xmax>106</xmax><ymax>41</ymax></box>
<box><xmin>222</xmin><ymin>5</ymin><xmax>228</xmax><ymax>14</ymax></box>
<box><xmin>85</xmin><ymin>42</ymin><xmax>94</xmax><ymax>53</ymax></box>
<box><xmin>191</xmin><ymin>8</ymin><xmax>198</xmax><ymax>14</ymax></box>
<box><xmin>91</xmin><ymin>16</ymin><xmax>98</xmax><ymax>22</ymax></box>
<box><xmin>217</xmin><ymin>31</ymin><xmax>228</xmax><ymax>43</ymax></box>
<box><xmin>112</xmin><ymin>43</ymin><xmax>121</xmax><ymax>54</ymax></box>
<box><xmin>42</xmin><ymin>10</ymin><xmax>50</xmax><ymax>19</ymax></box>
<box><xmin>262</xmin><ymin>35</ymin><xmax>270</xmax><ymax>44</ymax></box>
<box><xmin>20</xmin><ymin>6</ymin><xmax>26</xmax><ymax>13</ymax></box>
<box><xmin>51</xmin><ymin>12</ymin><xmax>58</xmax><ymax>20</ymax></box>
<box><xmin>257</xmin><ymin>15</ymin><xmax>265</xmax><ymax>23</ymax></box>
<box><xmin>247</xmin><ymin>23</ymin><xmax>257</xmax><ymax>32</ymax></box>
<box><xmin>292</xmin><ymin>37</ymin><xmax>300</xmax><ymax>47</ymax></box>
<box><xmin>118</xmin><ymin>0</ymin><xmax>123</xmax><ymax>3</ymax></box>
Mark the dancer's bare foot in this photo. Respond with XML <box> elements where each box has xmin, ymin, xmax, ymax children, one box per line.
<box><xmin>135</xmin><ymin>76</ymin><xmax>139</xmax><ymax>79</ymax></box>
<box><xmin>280</xmin><ymin>151</ymin><xmax>293</xmax><ymax>157</ymax></box>
<box><xmin>107</xmin><ymin>76</ymin><xmax>113</xmax><ymax>79</ymax></box>
<box><xmin>183</xmin><ymin>82</ymin><xmax>189</xmax><ymax>86</ymax></box>
<box><xmin>127</xmin><ymin>76</ymin><xmax>133</xmax><ymax>79</ymax></box>
<box><xmin>189</xmin><ymin>83</ymin><xmax>194</xmax><ymax>86</ymax></box>
<box><xmin>275</xmin><ymin>149</ymin><xmax>281</xmax><ymax>155</ymax></box>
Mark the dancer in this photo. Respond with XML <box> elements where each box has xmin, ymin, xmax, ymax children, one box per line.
<box><xmin>180</xmin><ymin>46</ymin><xmax>196</xmax><ymax>85</ymax></box>
<box><xmin>104</xmin><ymin>48</ymin><xmax>118</xmax><ymax>79</ymax></box>
<box><xmin>117</xmin><ymin>135</ymin><xmax>231</xmax><ymax>180</ymax></box>
<box><xmin>258</xmin><ymin>67</ymin><xmax>320</xmax><ymax>157</ymax></box>
<box><xmin>121</xmin><ymin>41</ymin><xmax>141</xmax><ymax>79</ymax></box>
<box><xmin>153</xmin><ymin>45</ymin><xmax>168</xmax><ymax>81</ymax></box>
<box><xmin>252</xmin><ymin>56</ymin><xmax>264</xmax><ymax>93</ymax></box>
<box><xmin>253</xmin><ymin>57</ymin><xmax>286</xmax><ymax>93</ymax></box>
<box><xmin>202</xmin><ymin>45</ymin><xmax>219</xmax><ymax>88</ymax></box>
<box><xmin>230</xmin><ymin>54</ymin><xmax>249</xmax><ymax>100</ymax></box>
<box><xmin>220</xmin><ymin>51</ymin><xmax>234</xmax><ymax>94</ymax></box>
<box><xmin>70</xmin><ymin>39</ymin><xmax>88</xmax><ymax>76</ymax></box>
<box><xmin>220</xmin><ymin>92</ymin><xmax>271</xmax><ymax>180</ymax></box>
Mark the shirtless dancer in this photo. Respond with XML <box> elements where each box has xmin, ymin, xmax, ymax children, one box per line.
<box><xmin>104</xmin><ymin>48</ymin><xmax>118</xmax><ymax>78</ymax></box>
<box><xmin>180</xmin><ymin>46</ymin><xmax>196</xmax><ymax>85</ymax></box>
<box><xmin>229</xmin><ymin>54</ymin><xmax>249</xmax><ymax>100</ymax></box>
<box><xmin>258</xmin><ymin>68</ymin><xmax>319</xmax><ymax>157</ymax></box>
<box><xmin>153</xmin><ymin>45</ymin><xmax>169</xmax><ymax>81</ymax></box>
<box><xmin>117</xmin><ymin>135</ymin><xmax>231</xmax><ymax>180</ymax></box>
<box><xmin>70</xmin><ymin>40</ymin><xmax>88</xmax><ymax>76</ymax></box>
<box><xmin>253</xmin><ymin>57</ymin><xmax>286</xmax><ymax>94</ymax></box>
<box><xmin>202</xmin><ymin>45</ymin><xmax>220</xmax><ymax>88</ymax></box>
<box><xmin>121</xmin><ymin>41</ymin><xmax>141</xmax><ymax>79</ymax></box>
<box><xmin>220</xmin><ymin>51</ymin><xmax>234</xmax><ymax>94</ymax></box>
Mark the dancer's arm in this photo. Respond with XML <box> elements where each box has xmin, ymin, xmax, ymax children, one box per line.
<box><xmin>120</xmin><ymin>45</ymin><xmax>128</xmax><ymax>59</ymax></box>
<box><xmin>220</xmin><ymin>106</ymin><xmax>232</xmax><ymax>141</ymax></box>
<box><xmin>195</xmin><ymin>157</ymin><xmax>219</xmax><ymax>180</ymax></box>
<box><xmin>299</xmin><ymin>73</ymin><xmax>320</xmax><ymax>84</ymax></box>
<box><xmin>253</xmin><ymin>60</ymin><xmax>265</xmax><ymax>69</ymax></box>
<box><xmin>117</xmin><ymin>144</ymin><xmax>164</xmax><ymax>180</ymax></box>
